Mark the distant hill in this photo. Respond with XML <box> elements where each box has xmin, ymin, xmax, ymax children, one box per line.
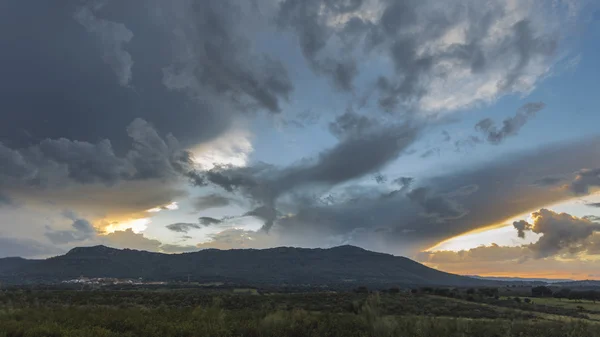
<box><xmin>0</xmin><ymin>245</ymin><xmax>487</xmax><ymax>288</ymax></box>
<box><xmin>468</xmin><ymin>275</ymin><xmax>574</xmax><ymax>284</ymax></box>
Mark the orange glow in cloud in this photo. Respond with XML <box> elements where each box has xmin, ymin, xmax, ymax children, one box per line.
<box><xmin>102</xmin><ymin>218</ymin><xmax>151</xmax><ymax>234</ymax></box>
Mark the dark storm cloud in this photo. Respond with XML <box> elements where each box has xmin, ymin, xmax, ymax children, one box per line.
<box><xmin>0</xmin><ymin>118</ymin><xmax>199</xmax><ymax>189</ymax></box>
<box><xmin>276</xmin><ymin>0</ymin><xmax>558</xmax><ymax>112</ymax></box>
<box><xmin>476</xmin><ymin>102</ymin><xmax>546</xmax><ymax>144</ymax></box>
<box><xmin>193</xmin><ymin>194</ymin><xmax>235</xmax><ymax>211</ymax></box>
<box><xmin>166</xmin><ymin>223</ymin><xmax>201</xmax><ymax>233</ymax></box>
<box><xmin>0</xmin><ymin>0</ymin><xmax>291</xmax><ymax>155</ymax></box>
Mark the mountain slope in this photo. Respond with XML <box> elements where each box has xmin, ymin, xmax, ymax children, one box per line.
<box><xmin>0</xmin><ymin>245</ymin><xmax>485</xmax><ymax>287</ymax></box>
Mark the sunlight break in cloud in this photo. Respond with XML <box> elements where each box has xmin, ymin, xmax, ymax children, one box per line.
<box><xmin>103</xmin><ymin>218</ymin><xmax>151</xmax><ymax>234</ymax></box>
<box><xmin>190</xmin><ymin>127</ymin><xmax>254</xmax><ymax>170</ymax></box>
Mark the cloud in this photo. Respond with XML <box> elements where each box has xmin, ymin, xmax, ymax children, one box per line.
<box><xmin>74</xmin><ymin>3</ymin><xmax>134</xmax><ymax>86</ymax></box>
<box><xmin>271</xmin><ymin>136</ymin><xmax>600</xmax><ymax>254</ymax></box>
<box><xmin>0</xmin><ymin>192</ymin><xmax>14</xmax><ymax>207</ymax></box>
<box><xmin>99</xmin><ymin>229</ymin><xmax>162</xmax><ymax>252</ymax></box>
<box><xmin>513</xmin><ymin>220</ymin><xmax>532</xmax><ymax>239</ymax></box>
<box><xmin>0</xmin><ymin>237</ymin><xmax>64</xmax><ymax>259</ymax></box>
<box><xmin>193</xmin><ymin>194</ymin><xmax>235</xmax><ymax>211</ymax></box>
<box><xmin>45</xmin><ymin>213</ymin><xmax>97</xmax><ymax>245</ymax></box>
<box><xmin>159</xmin><ymin>244</ymin><xmax>198</xmax><ymax>254</ymax></box>
<box><xmin>514</xmin><ymin>208</ymin><xmax>600</xmax><ymax>258</ymax></box>
<box><xmin>205</xmin><ymin>120</ymin><xmax>420</xmax><ymax>230</ymax></box>
<box><xmin>583</xmin><ymin>215</ymin><xmax>600</xmax><ymax>223</ymax></box>
<box><xmin>166</xmin><ymin>223</ymin><xmax>201</xmax><ymax>233</ymax></box>
<box><xmin>533</xmin><ymin>176</ymin><xmax>565</xmax><ymax>187</ymax></box>
<box><xmin>417</xmin><ymin>208</ymin><xmax>600</xmax><ymax>278</ymax></box>
<box><xmin>208</xmin><ymin>121</ymin><xmax>419</xmax><ymax>200</ymax></box>
<box><xmin>393</xmin><ymin>177</ymin><xmax>414</xmax><ymax>190</ymax></box>
<box><xmin>586</xmin><ymin>203</ymin><xmax>600</xmax><ymax>208</ymax></box>
<box><xmin>199</xmin><ymin>217</ymin><xmax>222</xmax><ymax>226</ymax></box>
<box><xmin>571</xmin><ymin>168</ymin><xmax>600</xmax><ymax>195</ymax></box>
<box><xmin>276</xmin><ymin>0</ymin><xmax>564</xmax><ymax>113</ymax></box>
<box><xmin>407</xmin><ymin>187</ymin><xmax>468</xmax><ymax>222</ymax></box>
<box><xmin>417</xmin><ymin>244</ymin><xmax>529</xmax><ymax>265</ymax></box>
<box><xmin>0</xmin><ymin>118</ymin><xmax>207</xmax><ymax>201</ymax></box>
<box><xmin>0</xmin><ymin>0</ymin><xmax>294</xmax><ymax>163</ymax></box>
<box><xmin>475</xmin><ymin>102</ymin><xmax>546</xmax><ymax>144</ymax></box>
<box><xmin>328</xmin><ymin>110</ymin><xmax>378</xmax><ymax>139</ymax></box>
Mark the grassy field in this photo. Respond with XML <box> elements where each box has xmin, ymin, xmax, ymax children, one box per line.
<box><xmin>1</xmin><ymin>288</ymin><xmax>599</xmax><ymax>336</ymax></box>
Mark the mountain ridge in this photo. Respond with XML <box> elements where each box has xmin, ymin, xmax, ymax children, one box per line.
<box><xmin>0</xmin><ymin>245</ymin><xmax>485</xmax><ymax>287</ymax></box>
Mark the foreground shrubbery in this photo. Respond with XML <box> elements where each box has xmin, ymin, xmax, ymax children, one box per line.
<box><xmin>0</xmin><ymin>291</ymin><xmax>599</xmax><ymax>337</ymax></box>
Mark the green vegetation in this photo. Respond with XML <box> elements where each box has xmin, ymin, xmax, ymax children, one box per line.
<box><xmin>1</xmin><ymin>288</ymin><xmax>599</xmax><ymax>336</ymax></box>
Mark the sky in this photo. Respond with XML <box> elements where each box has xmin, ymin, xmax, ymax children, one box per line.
<box><xmin>1</xmin><ymin>0</ymin><xmax>600</xmax><ymax>280</ymax></box>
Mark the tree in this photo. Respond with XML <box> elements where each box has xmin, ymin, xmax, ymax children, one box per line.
<box><xmin>531</xmin><ymin>286</ymin><xmax>553</xmax><ymax>297</ymax></box>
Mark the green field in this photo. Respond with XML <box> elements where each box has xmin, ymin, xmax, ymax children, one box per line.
<box><xmin>1</xmin><ymin>288</ymin><xmax>600</xmax><ymax>336</ymax></box>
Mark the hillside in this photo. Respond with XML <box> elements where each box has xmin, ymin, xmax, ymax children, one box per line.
<box><xmin>0</xmin><ymin>245</ymin><xmax>485</xmax><ymax>287</ymax></box>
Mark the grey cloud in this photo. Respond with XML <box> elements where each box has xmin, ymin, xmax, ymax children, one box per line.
<box><xmin>513</xmin><ymin>209</ymin><xmax>600</xmax><ymax>258</ymax></box>
<box><xmin>0</xmin><ymin>237</ymin><xmax>64</xmax><ymax>259</ymax></box>
<box><xmin>393</xmin><ymin>177</ymin><xmax>414</xmax><ymax>191</ymax></box>
<box><xmin>159</xmin><ymin>244</ymin><xmax>198</xmax><ymax>254</ymax></box>
<box><xmin>442</xmin><ymin>130</ymin><xmax>451</xmax><ymax>142</ymax></box>
<box><xmin>277</xmin><ymin>1</ymin><xmax>559</xmax><ymax>112</ymax></box>
<box><xmin>166</xmin><ymin>223</ymin><xmax>201</xmax><ymax>233</ymax></box>
<box><xmin>586</xmin><ymin>203</ymin><xmax>600</xmax><ymax>208</ymax></box>
<box><xmin>74</xmin><ymin>4</ymin><xmax>134</xmax><ymax>86</ymax></box>
<box><xmin>533</xmin><ymin>176</ymin><xmax>565</xmax><ymax>187</ymax></box>
<box><xmin>476</xmin><ymin>102</ymin><xmax>546</xmax><ymax>144</ymax></box>
<box><xmin>275</xmin><ymin>137</ymin><xmax>600</xmax><ymax>254</ymax></box>
<box><xmin>498</xmin><ymin>21</ymin><xmax>557</xmax><ymax>91</ymax></box>
<box><xmin>420</xmin><ymin>148</ymin><xmax>440</xmax><ymax>158</ymax></box>
<box><xmin>205</xmin><ymin>121</ymin><xmax>419</xmax><ymax>231</ymax></box>
<box><xmin>0</xmin><ymin>118</ymin><xmax>198</xmax><ymax>189</ymax></box>
<box><xmin>100</xmin><ymin>229</ymin><xmax>162</xmax><ymax>252</ymax></box>
<box><xmin>199</xmin><ymin>217</ymin><xmax>222</xmax><ymax>226</ymax></box>
<box><xmin>571</xmin><ymin>168</ymin><xmax>600</xmax><ymax>195</ymax></box>
<box><xmin>0</xmin><ymin>0</ymin><xmax>291</xmax><ymax>159</ymax></box>
<box><xmin>407</xmin><ymin>187</ymin><xmax>468</xmax><ymax>222</ymax></box>
<box><xmin>0</xmin><ymin>192</ymin><xmax>14</xmax><ymax>207</ymax></box>
<box><xmin>208</xmin><ymin>122</ymin><xmax>419</xmax><ymax>206</ymax></box>
<box><xmin>328</xmin><ymin>110</ymin><xmax>378</xmax><ymax>139</ymax></box>
<box><xmin>276</xmin><ymin>0</ymin><xmax>362</xmax><ymax>91</ymax></box>
<box><xmin>45</xmin><ymin>216</ymin><xmax>97</xmax><ymax>245</ymax></box>
<box><xmin>373</xmin><ymin>173</ymin><xmax>387</xmax><ymax>184</ymax></box>
<box><xmin>583</xmin><ymin>215</ymin><xmax>600</xmax><ymax>223</ymax></box>
<box><xmin>244</xmin><ymin>206</ymin><xmax>279</xmax><ymax>231</ymax></box>
<box><xmin>454</xmin><ymin>136</ymin><xmax>483</xmax><ymax>152</ymax></box>
<box><xmin>194</xmin><ymin>194</ymin><xmax>235</xmax><ymax>211</ymax></box>
<box><xmin>513</xmin><ymin>220</ymin><xmax>533</xmax><ymax>239</ymax></box>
